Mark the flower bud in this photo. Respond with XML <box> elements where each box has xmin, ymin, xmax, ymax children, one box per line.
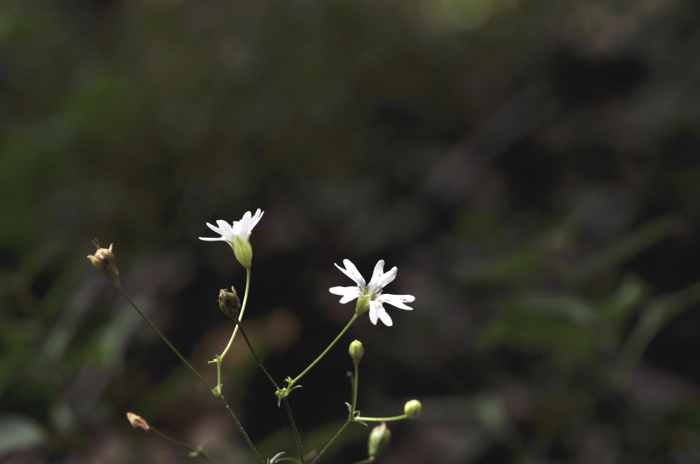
<box><xmin>219</xmin><ymin>287</ymin><xmax>241</xmax><ymax>320</ymax></box>
<box><xmin>126</xmin><ymin>412</ymin><xmax>149</xmax><ymax>432</ymax></box>
<box><xmin>87</xmin><ymin>242</ymin><xmax>120</xmax><ymax>285</ymax></box>
<box><xmin>349</xmin><ymin>340</ymin><xmax>364</xmax><ymax>364</ymax></box>
<box><xmin>355</xmin><ymin>295</ymin><xmax>370</xmax><ymax>316</ymax></box>
<box><xmin>404</xmin><ymin>399</ymin><xmax>422</xmax><ymax>419</ymax></box>
<box><xmin>367</xmin><ymin>422</ymin><xmax>391</xmax><ymax>458</ymax></box>
<box><xmin>231</xmin><ymin>236</ymin><xmax>253</xmax><ymax>268</ymax></box>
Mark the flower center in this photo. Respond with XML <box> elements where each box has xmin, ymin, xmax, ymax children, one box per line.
<box><xmin>363</xmin><ymin>288</ymin><xmax>380</xmax><ymax>300</ymax></box>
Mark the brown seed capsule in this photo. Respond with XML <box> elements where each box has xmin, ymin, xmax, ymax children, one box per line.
<box><xmin>126</xmin><ymin>412</ymin><xmax>149</xmax><ymax>432</ymax></box>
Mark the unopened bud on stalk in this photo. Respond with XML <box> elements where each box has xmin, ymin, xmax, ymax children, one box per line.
<box><xmin>87</xmin><ymin>241</ymin><xmax>120</xmax><ymax>285</ymax></box>
<box><xmin>368</xmin><ymin>422</ymin><xmax>391</xmax><ymax>458</ymax></box>
<box><xmin>126</xmin><ymin>412</ymin><xmax>149</xmax><ymax>432</ymax></box>
<box><xmin>219</xmin><ymin>287</ymin><xmax>241</xmax><ymax>320</ymax></box>
<box><xmin>404</xmin><ymin>399</ymin><xmax>422</xmax><ymax>419</ymax></box>
<box><xmin>349</xmin><ymin>340</ymin><xmax>364</xmax><ymax>364</ymax></box>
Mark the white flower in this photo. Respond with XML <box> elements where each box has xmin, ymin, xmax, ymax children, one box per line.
<box><xmin>199</xmin><ymin>209</ymin><xmax>264</xmax><ymax>243</ymax></box>
<box><xmin>199</xmin><ymin>209</ymin><xmax>264</xmax><ymax>268</ymax></box>
<box><xmin>329</xmin><ymin>259</ymin><xmax>414</xmax><ymax>326</ymax></box>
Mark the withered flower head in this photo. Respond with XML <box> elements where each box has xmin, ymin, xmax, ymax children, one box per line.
<box><xmin>87</xmin><ymin>241</ymin><xmax>120</xmax><ymax>285</ymax></box>
<box><xmin>126</xmin><ymin>412</ymin><xmax>149</xmax><ymax>432</ymax></box>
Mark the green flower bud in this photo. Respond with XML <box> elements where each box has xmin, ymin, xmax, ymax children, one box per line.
<box><xmin>349</xmin><ymin>340</ymin><xmax>364</xmax><ymax>364</ymax></box>
<box><xmin>87</xmin><ymin>242</ymin><xmax>120</xmax><ymax>285</ymax></box>
<box><xmin>404</xmin><ymin>399</ymin><xmax>422</xmax><ymax>419</ymax></box>
<box><xmin>219</xmin><ymin>287</ymin><xmax>241</xmax><ymax>320</ymax></box>
<box><xmin>368</xmin><ymin>422</ymin><xmax>391</xmax><ymax>458</ymax></box>
<box><xmin>231</xmin><ymin>236</ymin><xmax>253</xmax><ymax>268</ymax></box>
<box><xmin>355</xmin><ymin>295</ymin><xmax>370</xmax><ymax>315</ymax></box>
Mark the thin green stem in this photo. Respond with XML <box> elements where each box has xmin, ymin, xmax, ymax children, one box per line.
<box><xmin>351</xmin><ymin>362</ymin><xmax>359</xmax><ymax>415</ymax></box>
<box><xmin>216</xmin><ymin>393</ymin><xmax>264</xmax><ymax>464</ymax></box>
<box><xmin>309</xmin><ymin>420</ymin><xmax>352</xmax><ymax>464</ymax></box>
<box><xmin>212</xmin><ymin>268</ymin><xmax>251</xmax><ymax>394</ymax></box>
<box><xmin>289</xmin><ymin>313</ymin><xmax>358</xmax><ymax>388</ymax></box>
<box><xmin>284</xmin><ymin>398</ymin><xmax>304</xmax><ymax>463</ymax></box>
<box><xmin>220</xmin><ymin>268</ymin><xmax>251</xmax><ymax>360</ymax></box>
<box><xmin>116</xmin><ymin>284</ymin><xmax>263</xmax><ymax>463</ymax></box>
<box><xmin>234</xmin><ymin>319</ymin><xmax>280</xmax><ymax>390</ymax></box>
<box><xmin>149</xmin><ymin>425</ymin><xmax>223</xmax><ymax>464</ymax></box>
<box><xmin>354</xmin><ymin>414</ymin><xmax>407</xmax><ymax>422</ymax></box>
<box><xmin>228</xmin><ymin>309</ymin><xmax>300</xmax><ymax>462</ymax></box>
<box><xmin>116</xmin><ymin>284</ymin><xmax>212</xmax><ymax>390</ymax></box>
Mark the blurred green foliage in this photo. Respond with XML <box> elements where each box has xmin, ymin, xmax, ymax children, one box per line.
<box><xmin>3</xmin><ymin>0</ymin><xmax>700</xmax><ymax>462</ymax></box>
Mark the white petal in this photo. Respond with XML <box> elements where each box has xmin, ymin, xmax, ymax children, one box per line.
<box><xmin>251</xmin><ymin>209</ymin><xmax>264</xmax><ymax>227</ymax></box>
<box><xmin>199</xmin><ymin>236</ymin><xmax>227</xmax><ymax>241</ymax></box>
<box><xmin>368</xmin><ymin>260</ymin><xmax>385</xmax><ymax>287</ymax></box>
<box><xmin>376</xmin><ymin>266</ymin><xmax>398</xmax><ymax>289</ymax></box>
<box><xmin>369</xmin><ymin>301</ymin><xmax>380</xmax><ymax>325</ymax></box>
<box><xmin>335</xmin><ymin>260</ymin><xmax>366</xmax><ymax>288</ymax></box>
<box><xmin>210</xmin><ymin>221</ymin><xmax>236</xmax><ymax>240</ymax></box>
<box><xmin>376</xmin><ymin>304</ymin><xmax>393</xmax><ymax>326</ymax></box>
<box><xmin>216</xmin><ymin>219</ymin><xmax>232</xmax><ymax>232</ymax></box>
<box><xmin>377</xmin><ymin>293</ymin><xmax>414</xmax><ymax>310</ymax></box>
<box><xmin>206</xmin><ymin>222</ymin><xmax>225</xmax><ymax>235</ymax></box>
<box><xmin>241</xmin><ymin>209</ymin><xmax>263</xmax><ymax>237</ymax></box>
<box><xmin>329</xmin><ymin>286</ymin><xmax>361</xmax><ymax>303</ymax></box>
<box><xmin>231</xmin><ymin>220</ymin><xmax>243</xmax><ymax>236</ymax></box>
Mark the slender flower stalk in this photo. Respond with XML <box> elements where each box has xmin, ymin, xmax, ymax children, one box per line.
<box><xmin>214</xmin><ymin>274</ymin><xmax>304</xmax><ymax>463</ymax></box>
<box><xmin>210</xmin><ymin>268</ymin><xmax>251</xmax><ymax>395</ymax></box>
<box><xmin>115</xmin><ymin>284</ymin><xmax>212</xmax><ymax>390</ymax></box>
<box><xmin>355</xmin><ymin>401</ymin><xmax>422</xmax><ymax>422</ymax></box>
<box><xmin>354</xmin><ymin>414</ymin><xmax>409</xmax><ymax>422</ymax></box>
<box><xmin>349</xmin><ymin>340</ymin><xmax>363</xmax><ymax>415</ymax></box>
<box><xmin>288</xmin><ymin>313</ymin><xmax>359</xmax><ymax>389</ymax></box>
<box><xmin>351</xmin><ymin>361</ymin><xmax>360</xmax><ymax>415</ymax></box>
<box><xmin>228</xmin><ymin>309</ymin><xmax>280</xmax><ymax>390</ymax></box>
<box><xmin>126</xmin><ymin>413</ymin><xmax>224</xmax><ymax>464</ymax></box>
<box><xmin>220</xmin><ymin>268</ymin><xmax>251</xmax><ymax>359</ymax></box>
<box><xmin>114</xmin><ymin>284</ymin><xmax>263</xmax><ymax>463</ymax></box>
<box><xmin>284</xmin><ymin>397</ymin><xmax>304</xmax><ymax>463</ymax></box>
<box><xmin>309</xmin><ymin>420</ymin><xmax>352</xmax><ymax>464</ymax></box>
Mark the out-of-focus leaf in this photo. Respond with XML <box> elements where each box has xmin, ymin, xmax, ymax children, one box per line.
<box><xmin>63</xmin><ymin>69</ymin><xmax>138</xmax><ymax>136</ymax></box>
<box><xmin>459</xmin><ymin>248</ymin><xmax>546</xmax><ymax>285</ymax></box>
<box><xmin>573</xmin><ymin>217</ymin><xmax>676</xmax><ymax>283</ymax></box>
<box><xmin>479</xmin><ymin>302</ymin><xmax>595</xmax><ymax>357</ymax></box>
<box><xmin>0</xmin><ymin>326</ymin><xmax>32</xmax><ymax>397</ymax></box>
<box><xmin>0</xmin><ymin>414</ymin><xmax>47</xmax><ymax>455</ymax></box>
<box><xmin>472</xmin><ymin>396</ymin><xmax>509</xmax><ymax>436</ymax></box>
<box><xmin>618</xmin><ymin>280</ymin><xmax>700</xmax><ymax>376</ymax></box>
<box><xmin>419</xmin><ymin>0</ymin><xmax>519</xmax><ymax>31</ymax></box>
<box><xmin>599</xmin><ymin>274</ymin><xmax>648</xmax><ymax>330</ymax></box>
<box><xmin>517</xmin><ymin>295</ymin><xmax>600</xmax><ymax>328</ymax></box>
<box><xmin>664</xmin><ymin>399</ymin><xmax>700</xmax><ymax>433</ymax></box>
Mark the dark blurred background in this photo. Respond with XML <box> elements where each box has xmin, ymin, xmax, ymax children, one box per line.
<box><xmin>3</xmin><ymin>0</ymin><xmax>700</xmax><ymax>462</ymax></box>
